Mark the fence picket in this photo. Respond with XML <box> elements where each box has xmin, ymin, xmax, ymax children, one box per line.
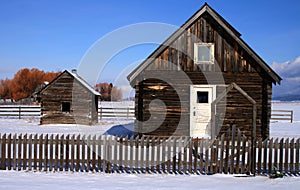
<box><xmin>156</xmin><ymin>137</ymin><xmax>161</xmax><ymax>173</ymax></box>
<box><xmin>263</xmin><ymin>139</ymin><xmax>267</xmax><ymax>174</ymax></box>
<box><xmin>241</xmin><ymin>135</ymin><xmax>246</xmax><ymax>174</ymax></box>
<box><xmin>44</xmin><ymin>134</ymin><xmax>48</xmax><ymax>171</ymax></box>
<box><xmin>285</xmin><ymin>138</ymin><xmax>289</xmax><ymax>174</ymax></box>
<box><xmin>49</xmin><ymin>134</ymin><xmax>53</xmax><ymax>172</ymax></box>
<box><xmin>290</xmin><ymin>138</ymin><xmax>294</xmax><ymax>174</ymax></box>
<box><xmin>23</xmin><ymin>134</ymin><xmax>27</xmax><ymax>171</ymax></box>
<box><xmin>76</xmin><ymin>135</ymin><xmax>80</xmax><ymax>172</ymax></box>
<box><xmin>130</xmin><ymin>136</ymin><xmax>134</xmax><ymax>173</ymax></box>
<box><xmin>28</xmin><ymin>134</ymin><xmax>32</xmax><ymax>171</ymax></box>
<box><xmin>1</xmin><ymin>134</ymin><xmax>7</xmax><ymax>170</ymax></box>
<box><xmin>7</xmin><ymin>134</ymin><xmax>11</xmax><ymax>170</ymax></box>
<box><xmin>12</xmin><ymin>134</ymin><xmax>17</xmax><ymax>170</ymax></box>
<box><xmin>268</xmin><ymin>138</ymin><xmax>273</xmax><ymax>174</ymax></box>
<box><xmin>70</xmin><ymin>135</ymin><xmax>75</xmax><ymax>172</ymax></box>
<box><xmin>274</xmin><ymin>139</ymin><xmax>279</xmax><ymax>172</ymax></box>
<box><xmin>54</xmin><ymin>134</ymin><xmax>58</xmax><ymax>171</ymax></box>
<box><xmin>59</xmin><ymin>135</ymin><xmax>64</xmax><ymax>171</ymax></box>
<box><xmin>145</xmin><ymin>137</ymin><xmax>150</xmax><ymax>173</ymax></box>
<box><xmin>278</xmin><ymin>138</ymin><xmax>283</xmax><ymax>173</ymax></box>
<box><xmin>97</xmin><ymin>135</ymin><xmax>102</xmax><ymax>172</ymax></box>
<box><xmin>188</xmin><ymin>138</ymin><xmax>193</xmax><ymax>174</ymax></box>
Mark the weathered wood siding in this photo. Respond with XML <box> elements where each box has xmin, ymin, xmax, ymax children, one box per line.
<box><xmin>40</xmin><ymin>72</ymin><xmax>98</xmax><ymax>125</ymax></box>
<box><xmin>134</xmin><ymin>13</ymin><xmax>273</xmax><ymax>139</ymax></box>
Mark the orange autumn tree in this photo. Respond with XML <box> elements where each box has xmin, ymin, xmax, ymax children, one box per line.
<box><xmin>94</xmin><ymin>82</ymin><xmax>122</xmax><ymax>101</ymax></box>
<box><xmin>9</xmin><ymin>68</ymin><xmax>61</xmax><ymax>101</ymax></box>
<box><xmin>0</xmin><ymin>78</ymin><xmax>12</xmax><ymax>101</ymax></box>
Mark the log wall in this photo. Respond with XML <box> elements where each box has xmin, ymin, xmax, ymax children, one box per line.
<box><xmin>40</xmin><ymin>72</ymin><xmax>98</xmax><ymax>125</ymax></box>
<box><xmin>133</xmin><ymin>12</ymin><xmax>273</xmax><ymax>140</ymax></box>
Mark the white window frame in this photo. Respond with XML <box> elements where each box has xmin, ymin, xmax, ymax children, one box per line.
<box><xmin>194</xmin><ymin>43</ymin><xmax>215</xmax><ymax>64</ymax></box>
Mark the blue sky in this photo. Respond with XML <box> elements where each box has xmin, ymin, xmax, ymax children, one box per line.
<box><xmin>0</xmin><ymin>0</ymin><xmax>300</xmax><ymax>98</ymax></box>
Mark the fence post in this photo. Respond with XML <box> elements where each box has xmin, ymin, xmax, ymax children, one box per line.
<box><xmin>291</xmin><ymin>111</ymin><xmax>293</xmax><ymax>123</ymax></box>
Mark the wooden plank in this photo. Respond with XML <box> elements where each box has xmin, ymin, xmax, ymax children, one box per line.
<box><xmin>151</xmin><ymin>136</ymin><xmax>156</xmax><ymax>173</ymax></box>
<box><xmin>224</xmin><ymin>129</ymin><xmax>230</xmax><ymax>174</ymax></box>
<box><xmin>86</xmin><ymin>135</ymin><xmax>91</xmax><ymax>172</ymax></box>
<box><xmin>236</xmin><ymin>130</ymin><xmax>241</xmax><ymax>174</ymax></box>
<box><xmin>263</xmin><ymin>139</ymin><xmax>267</xmax><ymax>174</ymax></box>
<box><xmin>49</xmin><ymin>134</ymin><xmax>54</xmax><ymax>172</ymax></box>
<box><xmin>274</xmin><ymin>139</ymin><xmax>279</xmax><ymax>172</ymax></box>
<box><xmin>204</xmin><ymin>140</ymin><xmax>209</xmax><ymax>174</ymax></box>
<box><xmin>70</xmin><ymin>135</ymin><xmax>75</xmax><ymax>172</ymax></box>
<box><xmin>124</xmin><ymin>136</ymin><xmax>129</xmax><ymax>173</ymax></box>
<box><xmin>199</xmin><ymin>138</ymin><xmax>204</xmax><ymax>174</ymax></box>
<box><xmin>145</xmin><ymin>136</ymin><xmax>150</xmax><ymax>173</ymax></box>
<box><xmin>212</xmin><ymin>139</ymin><xmax>219</xmax><ymax>174</ymax></box>
<box><xmin>1</xmin><ymin>134</ymin><xmax>7</xmax><ymax>170</ymax></box>
<box><xmin>241</xmin><ymin>136</ymin><xmax>246</xmax><ymax>174</ymax></box>
<box><xmin>268</xmin><ymin>138</ymin><xmax>273</xmax><ymax>174</ymax></box>
<box><xmin>54</xmin><ymin>134</ymin><xmax>59</xmax><ymax>171</ymax></box>
<box><xmin>7</xmin><ymin>134</ymin><xmax>11</xmax><ymax>170</ymax></box>
<box><xmin>44</xmin><ymin>134</ymin><xmax>48</xmax><ymax>171</ymax></box>
<box><xmin>257</xmin><ymin>139</ymin><xmax>262</xmax><ymax>175</ymax></box>
<box><xmin>28</xmin><ymin>134</ymin><xmax>32</xmax><ymax>171</ymax></box>
<box><xmin>156</xmin><ymin>137</ymin><xmax>161</xmax><ymax>173</ymax></box>
<box><xmin>188</xmin><ymin>138</ymin><xmax>193</xmax><ymax>174</ymax></box>
<box><xmin>12</xmin><ymin>134</ymin><xmax>17</xmax><ymax>170</ymax></box>
<box><xmin>118</xmin><ymin>136</ymin><xmax>123</xmax><ymax>172</ymax></box>
<box><xmin>290</xmin><ymin>138</ymin><xmax>295</xmax><ymax>174</ymax></box>
<box><xmin>76</xmin><ymin>135</ymin><xmax>80</xmax><ymax>172</ymax></box>
<box><xmin>173</xmin><ymin>137</ymin><xmax>177</xmax><ymax>174</ymax></box>
<box><xmin>81</xmin><ymin>135</ymin><xmax>86</xmax><ymax>172</ymax></box>
<box><xmin>130</xmin><ymin>136</ymin><xmax>134</xmax><ymax>173</ymax></box>
<box><xmin>23</xmin><ymin>134</ymin><xmax>27</xmax><ymax>171</ymax></box>
<box><xmin>167</xmin><ymin>137</ymin><xmax>171</xmax><ymax>173</ymax></box>
<box><xmin>161</xmin><ymin>137</ymin><xmax>166</xmax><ymax>173</ymax></box>
<box><xmin>59</xmin><ymin>135</ymin><xmax>64</xmax><ymax>171</ymax></box>
<box><xmin>65</xmin><ymin>135</ymin><xmax>70</xmax><ymax>171</ymax></box>
<box><xmin>97</xmin><ymin>135</ymin><xmax>102</xmax><ymax>172</ymax></box>
<box><xmin>230</xmin><ymin>125</ymin><xmax>236</xmax><ymax>174</ymax></box>
<box><xmin>107</xmin><ymin>135</ymin><xmax>112</xmax><ymax>173</ymax></box>
<box><xmin>284</xmin><ymin>138</ymin><xmax>289</xmax><ymax>174</ymax></box>
<box><xmin>135</xmin><ymin>136</ymin><xmax>139</xmax><ymax>173</ymax></box>
<box><xmin>177</xmin><ymin>137</ymin><xmax>182</xmax><ymax>174</ymax></box>
<box><xmin>279</xmin><ymin>138</ymin><xmax>284</xmax><ymax>173</ymax></box>
<box><xmin>183</xmin><ymin>137</ymin><xmax>187</xmax><ymax>174</ymax></box>
<box><xmin>92</xmin><ymin>135</ymin><xmax>96</xmax><ymax>172</ymax></box>
<box><xmin>39</xmin><ymin>134</ymin><xmax>43</xmax><ymax>171</ymax></box>
<box><xmin>296</xmin><ymin>139</ymin><xmax>300</xmax><ymax>174</ymax></box>
<box><xmin>219</xmin><ymin>134</ymin><xmax>225</xmax><ymax>174</ymax></box>
<box><xmin>193</xmin><ymin>138</ymin><xmax>198</xmax><ymax>174</ymax></box>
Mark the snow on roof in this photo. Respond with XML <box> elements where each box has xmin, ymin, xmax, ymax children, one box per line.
<box><xmin>69</xmin><ymin>70</ymin><xmax>100</xmax><ymax>96</ymax></box>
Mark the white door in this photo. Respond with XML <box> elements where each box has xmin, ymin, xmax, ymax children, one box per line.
<box><xmin>190</xmin><ymin>85</ymin><xmax>216</xmax><ymax>138</ymax></box>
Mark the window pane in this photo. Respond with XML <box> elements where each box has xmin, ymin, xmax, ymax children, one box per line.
<box><xmin>197</xmin><ymin>91</ymin><xmax>209</xmax><ymax>103</ymax></box>
<box><xmin>197</xmin><ymin>45</ymin><xmax>211</xmax><ymax>62</ymax></box>
<box><xmin>62</xmin><ymin>102</ymin><xmax>71</xmax><ymax>112</ymax></box>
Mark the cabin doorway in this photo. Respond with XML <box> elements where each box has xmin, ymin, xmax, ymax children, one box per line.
<box><xmin>190</xmin><ymin>85</ymin><xmax>216</xmax><ymax>138</ymax></box>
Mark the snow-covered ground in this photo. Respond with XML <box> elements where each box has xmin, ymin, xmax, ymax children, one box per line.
<box><xmin>271</xmin><ymin>101</ymin><xmax>300</xmax><ymax>139</ymax></box>
<box><xmin>0</xmin><ymin>171</ymin><xmax>299</xmax><ymax>190</ymax></box>
<box><xmin>0</xmin><ymin>101</ymin><xmax>299</xmax><ymax>190</ymax></box>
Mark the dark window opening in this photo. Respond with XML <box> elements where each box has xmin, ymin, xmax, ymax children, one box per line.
<box><xmin>197</xmin><ymin>91</ymin><xmax>209</xmax><ymax>103</ymax></box>
<box><xmin>62</xmin><ymin>102</ymin><xmax>71</xmax><ymax>113</ymax></box>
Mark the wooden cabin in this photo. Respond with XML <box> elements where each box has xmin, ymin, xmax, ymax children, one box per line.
<box><xmin>39</xmin><ymin>69</ymin><xmax>100</xmax><ymax>125</ymax></box>
<box><xmin>127</xmin><ymin>3</ymin><xmax>281</xmax><ymax>140</ymax></box>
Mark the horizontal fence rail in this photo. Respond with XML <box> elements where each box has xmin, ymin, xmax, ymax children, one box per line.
<box><xmin>271</xmin><ymin>110</ymin><xmax>293</xmax><ymax>123</ymax></box>
<box><xmin>0</xmin><ymin>127</ymin><xmax>299</xmax><ymax>175</ymax></box>
<box><xmin>0</xmin><ymin>106</ymin><xmax>134</xmax><ymax>119</ymax></box>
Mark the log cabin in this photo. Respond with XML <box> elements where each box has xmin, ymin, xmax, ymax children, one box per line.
<box><xmin>127</xmin><ymin>3</ymin><xmax>281</xmax><ymax>140</ymax></box>
<box><xmin>39</xmin><ymin>69</ymin><xmax>100</xmax><ymax>125</ymax></box>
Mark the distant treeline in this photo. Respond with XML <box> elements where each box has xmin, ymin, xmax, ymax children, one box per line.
<box><xmin>0</xmin><ymin>68</ymin><xmax>61</xmax><ymax>102</ymax></box>
<box><xmin>0</xmin><ymin>68</ymin><xmax>123</xmax><ymax>102</ymax></box>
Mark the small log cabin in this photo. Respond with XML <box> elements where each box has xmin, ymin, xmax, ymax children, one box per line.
<box><xmin>39</xmin><ymin>69</ymin><xmax>100</xmax><ymax>125</ymax></box>
<box><xmin>127</xmin><ymin>3</ymin><xmax>281</xmax><ymax>140</ymax></box>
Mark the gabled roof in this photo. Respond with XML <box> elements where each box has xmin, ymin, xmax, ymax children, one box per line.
<box><xmin>127</xmin><ymin>3</ymin><xmax>282</xmax><ymax>85</ymax></box>
<box><xmin>39</xmin><ymin>70</ymin><xmax>100</xmax><ymax>96</ymax></box>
